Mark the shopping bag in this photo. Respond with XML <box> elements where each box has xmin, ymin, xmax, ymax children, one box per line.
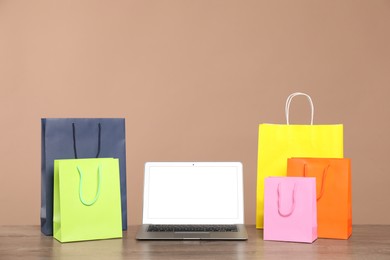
<box><xmin>264</xmin><ymin>177</ymin><xmax>317</xmax><ymax>243</ymax></box>
<box><xmin>256</xmin><ymin>93</ymin><xmax>343</xmax><ymax>228</ymax></box>
<box><xmin>53</xmin><ymin>158</ymin><xmax>122</xmax><ymax>242</ymax></box>
<box><xmin>41</xmin><ymin>118</ymin><xmax>127</xmax><ymax>235</ymax></box>
<box><xmin>287</xmin><ymin>157</ymin><xmax>352</xmax><ymax>239</ymax></box>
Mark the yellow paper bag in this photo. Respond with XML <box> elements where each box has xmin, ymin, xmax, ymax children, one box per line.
<box><xmin>256</xmin><ymin>93</ymin><xmax>343</xmax><ymax>228</ymax></box>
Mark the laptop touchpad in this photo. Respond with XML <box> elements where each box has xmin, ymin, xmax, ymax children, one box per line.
<box><xmin>174</xmin><ymin>233</ymin><xmax>210</xmax><ymax>239</ymax></box>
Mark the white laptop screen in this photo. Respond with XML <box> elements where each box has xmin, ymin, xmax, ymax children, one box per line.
<box><xmin>142</xmin><ymin>162</ymin><xmax>244</xmax><ymax>224</ymax></box>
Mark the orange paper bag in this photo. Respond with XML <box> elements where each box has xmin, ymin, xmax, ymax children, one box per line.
<box><xmin>287</xmin><ymin>158</ymin><xmax>352</xmax><ymax>239</ymax></box>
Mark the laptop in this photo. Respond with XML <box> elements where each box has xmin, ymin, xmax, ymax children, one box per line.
<box><xmin>136</xmin><ymin>162</ymin><xmax>248</xmax><ymax>240</ymax></box>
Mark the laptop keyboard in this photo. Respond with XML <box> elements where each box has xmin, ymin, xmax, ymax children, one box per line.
<box><xmin>147</xmin><ymin>225</ymin><xmax>238</xmax><ymax>232</ymax></box>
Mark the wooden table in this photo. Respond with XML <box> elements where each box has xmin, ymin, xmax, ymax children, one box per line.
<box><xmin>1</xmin><ymin>225</ymin><xmax>389</xmax><ymax>259</ymax></box>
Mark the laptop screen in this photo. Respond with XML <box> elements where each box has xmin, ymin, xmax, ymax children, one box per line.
<box><xmin>142</xmin><ymin>162</ymin><xmax>244</xmax><ymax>224</ymax></box>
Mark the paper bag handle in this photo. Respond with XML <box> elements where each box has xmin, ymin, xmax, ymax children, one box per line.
<box><xmin>277</xmin><ymin>183</ymin><xmax>296</xmax><ymax>217</ymax></box>
<box><xmin>303</xmin><ymin>164</ymin><xmax>330</xmax><ymax>201</ymax></box>
<box><xmin>72</xmin><ymin>123</ymin><xmax>101</xmax><ymax>159</ymax></box>
<box><xmin>77</xmin><ymin>165</ymin><xmax>102</xmax><ymax>206</ymax></box>
<box><xmin>285</xmin><ymin>92</ymin><xmax>314</xmax><ymax>125</ymax></box>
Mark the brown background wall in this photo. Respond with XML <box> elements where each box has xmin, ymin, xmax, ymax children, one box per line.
<box><xmin>1</xmin><ymin>0</ymin><xmax>389</xmax><ymax>226</ymax></box>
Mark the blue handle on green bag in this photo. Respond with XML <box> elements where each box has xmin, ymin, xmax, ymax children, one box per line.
<box><xmin>77</xmin><ymin>165</ymin><xmax>102</xmax><ymax>206</ymax></box>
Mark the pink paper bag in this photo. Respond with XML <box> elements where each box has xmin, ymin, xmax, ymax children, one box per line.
<box><xmin>264</xmin><ymin>177</ymin><xmax>317</xmax><ymax>243</ymax></box>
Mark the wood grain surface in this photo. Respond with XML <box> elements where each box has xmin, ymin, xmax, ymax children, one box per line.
<box><xmin>1</xmin><ymin>225</ymin><xmax>389</xmax><ymax>260</ymax></box>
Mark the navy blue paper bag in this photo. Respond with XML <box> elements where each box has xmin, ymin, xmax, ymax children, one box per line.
<box><xmin>41</xmin><ymin>118</ymin><xmax>127</xmax><ymax>235</ymax></box>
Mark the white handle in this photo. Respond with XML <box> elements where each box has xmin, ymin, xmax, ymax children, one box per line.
<box><xmin>285</xmin><ymin>92</ymin><xmax>314</xmax><ymax>125</ymax></box>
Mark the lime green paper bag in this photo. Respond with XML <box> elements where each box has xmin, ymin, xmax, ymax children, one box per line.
<box><xmin>53</xmin><ymin>158</ymin><xmax>122</xmax><ymax>242</ymax></box>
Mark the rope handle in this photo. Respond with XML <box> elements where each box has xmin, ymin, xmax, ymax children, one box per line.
<box><xmin>77</xmin><ymin>165</ymin><xmax>102</xmax><ymax>206</ymax></box>
<box><xmin>277</xmin><ymin>183</ymin><xmax>296</xmax><ymax>217</ymax></box>
<box><xmin>285</xmin><ymin>92</ymin><xmax>314</xmax><ymax>125</ymax></box>
<box><xmin>72</xmin><ymin>123</ymin><xmax>101</xmax><ymax>159</ymax></box>
<box><xmin>303</xmin><ymin>164</ymin><xmax>330</xmax><ymax>201</ymax></box>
